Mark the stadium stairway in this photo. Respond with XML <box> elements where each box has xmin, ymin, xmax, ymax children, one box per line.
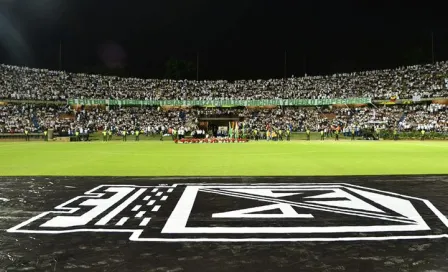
<box><xmin>31</xmin><ymin>115</ymin><xmax>39</xmax><ymax>129</ymax></box>
<box><xmin>398</xmin><ymin>112</ymin><xmax>407</xmax><ymax>123</ymax></box>
<box><xmin>59</xmin><ymin>113</ymin><xmax>75</xmax><ymax>120</ymax></box>
<box><xmin>320</xmin><ymin>113</ymin><xmax>336</xmax><ymax>120</ymax></box>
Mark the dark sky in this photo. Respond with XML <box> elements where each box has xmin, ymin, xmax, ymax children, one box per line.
<box><xmin>1</xmin><ymin>0</ymin><xmax>447</xmax><ymax>80</ymax></box>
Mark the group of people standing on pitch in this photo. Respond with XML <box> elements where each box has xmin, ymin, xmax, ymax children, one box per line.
<box><xmin>101</xmin><ymin>130</ymin><xmax>114</xmax><ymax>141</ymax></box>
<box><xmin>101</xmin><ymin>129</ymin><xmax>143</xmax><ymax>142</ymax></box>
<box><xmin>242</xmin><ymin>127</ymin><xmax>292</xmax><ymax>141</ymax></box>
<box><xmin>318</xmin><ymin>128</ymin><xmax>342</xmax><ymax>141</ymax></box>
<box><xmin>21</xmin><ymin>128</ymin><xmax>49</xmax><ymax>141</ymax></box>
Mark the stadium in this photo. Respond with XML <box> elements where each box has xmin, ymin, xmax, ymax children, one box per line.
<box><xmin>1</xmin><ymin>2</ymin><xmax>448</xmax><ymax>272</ymax></box>
<box><xmin>0</xmin><ymin>62</ymin><xmax>447</xmax><ymax>177</ymax></box>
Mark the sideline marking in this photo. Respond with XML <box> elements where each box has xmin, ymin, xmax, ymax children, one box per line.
<box><xmin>96</xmin><ymin>188</ymin><xmax>147</xmax><ymax>225</ymax></box>
<box><xmin>139</xmin><ymin>218</ymin><xmax>151</xmax><ymax>227</ymax></box>
<box><xmin>135</xmin><ymin>211</ymin><xmax>146</xmax><ymax>218</ymax></box>
<box><xmin>116</xmin><ymin>217</ymin><xmax>129</xmax><ymax>226</ymax></box>
<box><xmin>131</xmin><ymin>205</ymin><xmax>142</xmax><ymax>212</ymax></box>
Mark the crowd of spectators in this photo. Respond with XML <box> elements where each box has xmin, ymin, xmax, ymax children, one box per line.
<box><xmin>1</xmin><ymin>61</ymin><xmax>448</xmax><ymax>101</ymax></box>
<box><xmin>400</xmin><ymin>103</ymin><xmax>447</xmax><ymax>131</ymax></box>
<box><xmin>1</xmin><ymin>61</ymin><xmax>447</xmax><ymax>136</ymax></box>
<box><xmin>1</xmin><ymin>104</ymin><xmax>446</xmax><ymax>135</ymax></box>
<box><xmin>0</xmin><ymin>105</ymin><xmax>317</xmax><ymax>134</ymax></box>
<box><xmin>0</xmin><ymin>104</ymin><xmax>72</xmax><ymax>133</ymax></box>
<box><xmin>333</xmin><ymin>104</ymin><xmax>447</xmax><ymax>133</ymax></box>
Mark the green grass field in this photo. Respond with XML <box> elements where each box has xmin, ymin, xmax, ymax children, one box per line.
<box><xmin>1</xmin><ymin>140</ymin><xmax>447</xmax><ymax>176</ymax></box>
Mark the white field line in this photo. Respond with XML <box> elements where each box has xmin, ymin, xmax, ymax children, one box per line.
<box><xmin>73</xmin><ymin>151</ymin><xmax>322</xmax><ymax>156</ymax></box>
<box><xmin>1</xmin><ymin>141</ymin><xmax>447</xmax><ymax>152</ymax></box>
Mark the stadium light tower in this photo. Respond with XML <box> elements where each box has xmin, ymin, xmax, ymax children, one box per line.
<box><xmin>59</xmin><ymin>40</ymin><xmax>62</xmax><ymax>70</ymax></box>
<box><xmin>431</xmin><ymin>31</ymin><xmax>435</xmax><ymax>64</ymax></box>
<box><xmin>196</xmin><ymin>52</ymin><xmax>199</xmax><ymax>81</ymax></box>
<box><xmin>284</xmin><ymin>50</ymin><xmax>287</xmax><ymax>79</ymax></box>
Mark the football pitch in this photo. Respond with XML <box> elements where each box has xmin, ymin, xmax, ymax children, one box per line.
<box><xmin>1</xmin><ymin>140</ymin><xmax>448</xmax><ymax>271</ymax></box>
<box><xmin>0</xmin><ymin>140</ymin><xmax>447</xmax><ymax>176</ymax></box>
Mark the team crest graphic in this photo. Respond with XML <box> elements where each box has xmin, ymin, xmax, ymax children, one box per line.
<box><xmin>7</xmin><ymin>183</ymin><xmax>448</xmax><ymax>242</ymax></box>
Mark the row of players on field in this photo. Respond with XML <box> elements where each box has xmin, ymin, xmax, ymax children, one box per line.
<box><xmin>22</xmin><ymin>125</ymin><xmax>429</xmax><ymax>142</ymax></box>
<box><xmin>97</xmin><ymin>126</ymin><xmax>363</xmax><ymax>141</ymax></box>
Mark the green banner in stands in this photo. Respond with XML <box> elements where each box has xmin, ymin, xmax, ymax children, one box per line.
<box><xmin>67</xmin><ymin>97</ymin><xmax>372</xmax><ymax>106</ymax></box>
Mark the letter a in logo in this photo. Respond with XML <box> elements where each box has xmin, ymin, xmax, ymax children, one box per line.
<box><xmin>213</xmin><ymin>203</ymin><xmax>313</xmax><ymax>218</ymax></box>
<box><xmin>211</xmin><ymin>189</ymin><xmax>313</xmax><ymax>218</ymax></box>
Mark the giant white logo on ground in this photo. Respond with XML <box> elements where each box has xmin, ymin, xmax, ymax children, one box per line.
<box><xmin>7</xmin><ymin>183</ymin><xmax>448</xmax><ymax>242</ymax></box>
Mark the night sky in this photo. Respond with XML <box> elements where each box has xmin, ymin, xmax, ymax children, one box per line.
<box><xmin>1</xmin><ymin>0</ymin><xmax>447</xmax><ymax>80</ymax></box>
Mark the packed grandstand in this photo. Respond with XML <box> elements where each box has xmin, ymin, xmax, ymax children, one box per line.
<box><xmin>0</xmin><ymin>62</ymin><xmax>447</xmax><ymax>139</ymax></box>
